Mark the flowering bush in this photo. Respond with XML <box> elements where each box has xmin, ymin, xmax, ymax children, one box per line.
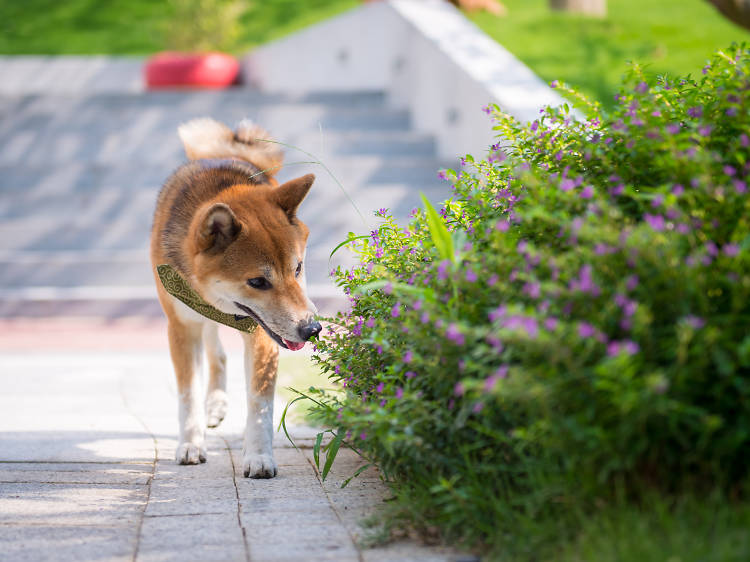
<box><xmin>298</xmin><ymin>45</ymin><xmax>750</xmax><ymax>550</ymax></box>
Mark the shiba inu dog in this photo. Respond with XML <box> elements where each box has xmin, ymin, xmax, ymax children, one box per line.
<box><xmin>150</xmin><ymin>118</ymin><xmax>321</xmax><ymax>478</ymax></box>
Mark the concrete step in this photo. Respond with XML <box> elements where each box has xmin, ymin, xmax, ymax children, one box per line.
<box><xmin>0</xmin><ymin>91</ymin><xmax>414</xmax><ymax>167</ymax></box>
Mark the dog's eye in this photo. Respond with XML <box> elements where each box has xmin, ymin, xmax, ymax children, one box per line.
<box><xmin>247</xmin><ymin>277</ymin><xmax>272</xmax><ymax>290</ymax></box>
<box><xmin>295</xmin><ymin>262</ymin><xmax>302</xmax><ymax>277</ymax></box>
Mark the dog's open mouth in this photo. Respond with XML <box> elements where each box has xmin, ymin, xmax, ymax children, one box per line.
<box><xmin>233</xmin><ymin>302</ymin><xmax>305</xmax><ymax>351</ymax></box>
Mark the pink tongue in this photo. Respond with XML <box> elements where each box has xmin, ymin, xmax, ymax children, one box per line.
<box><xmin>283</xmin><ymin>339</ymin><xmax>305</xmax><ymax>351</ymax></box>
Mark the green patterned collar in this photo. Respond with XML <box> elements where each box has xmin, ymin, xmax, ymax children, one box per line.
<box><xmin>156</xmin><ymin>264</ymin><xmax>257</xmax><ymax>333</ymax></box>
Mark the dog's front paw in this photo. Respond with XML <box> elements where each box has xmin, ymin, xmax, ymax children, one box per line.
<box><xmin>242</xmin><ymin>453</ymin><xmax>277</xmax><ymax>478</ymax></box>
<box><xmin>205</xmin><ymin>389</ymin><xmax>229</xmax><ymax>428</ymax></box>
<box><xmin>176</xmin><ymin>442</ymin><xmax>207</xmax><ymax>465</ymax></box>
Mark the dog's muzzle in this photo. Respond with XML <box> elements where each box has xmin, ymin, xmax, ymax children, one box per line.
<box><xmin>298</xmin><ymin>320</ymin><xmax>322</xmax><ymax>341</ymax></box>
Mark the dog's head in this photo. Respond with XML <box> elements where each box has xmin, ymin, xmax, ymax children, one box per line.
<box><xmin>186</xmin><ymin>173</ymin><xmax>320</xmax><ymax>350</ymax></box>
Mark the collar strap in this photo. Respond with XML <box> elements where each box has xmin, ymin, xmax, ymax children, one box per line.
<box><xmin>156</xmin><ymin>264</ymin><xmax>257</xmax><ymax>333</ymax></box>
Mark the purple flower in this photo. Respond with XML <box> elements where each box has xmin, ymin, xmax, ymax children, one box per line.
<box><xmin>651</xmin><ymin>194</ymin><xmax>664</xmax><ymax>208</ymax></box>
<box><xmin>360</xmin><ymin>432</ymin><xmax>367</xmax><ymax>441</ymax></box>
<box><xmin>550</xmin><ymin>80</ymin><xmax>559</xmax><ymax>88</ymax></box>
<box><xmin>395</xmin><ymin>387</ymin><xmax>404</xmax><ymax>399</ymax></box>
<box><xmin>698</xmin><ymin>124</ymin><xmax>712</xmax><ymax>137</ymax></box>
<box><xmin>488</xmin><ymin>274</ymin><xmax>499</xmax><ymax>286</ymax></box>
<box><xmin>445</xmin><ymin>323</ymin><xmax>465</xmax><ymax>346</ymax></box>
<box><xmin>580</xmin><ymin>185</ymin><xmax>594</xmax><ymax>199</ymax></box>
<box><xmin>391</xmin><ymin>304</ymin><xmax>400</xmax><ymax>318</ymax></box>
<box><xmin>472</xmin><ymin>402</ymin><xmax>485</xmax><ymax>414</ymax></box>
<box><xmin>623</xmin><ymin>300</ymin><xmax>638</xmax><ymax>318</ymax></box>
<box><xmin>437</xmin><ymin>170</ymin><xmax>448</xmax><ymax>181</ymax></box>
<box><xmin>685</xmin><ymin>315</ymin><xmax>705</xmax><ymax>329</ymax></box>
<box><xmin>489</xmin><ymin>305</ymin><xmax>507</xmax><ymax>322</ymax></box>
<box><xmin>724</xmin><ymin>243</ymin><xmax>740</xmax><ymax>257</ymax></box>
<box><xmin>466</xmin><ymin>269</ymin><xmax>478</xmax><ymax>282</ymax></box>
<box><xmin>734</xmin><ymin>180</ymin><xmax>747</xmax><ymax>194</ymax></box>
<box><xmin>495</xmin><ymin>220</ymin><xmax>510</xmax><ymax>232</ymax></box>
<box><xmin>405</xmin><ymin>371</ymin><xmax>416</xmax><ymax>379</ymax></box>
<box><xmin>578</xmin><ymin>322</ymin><xmax>596</xmax><ymax>339</ymax></box>
<box><xmin>626</xmin><ymin>275</ymin><xmax>639</xmax><ymax>291</ymax></box>
<box><xmin>383</xmin><ymin>282</ymin><xmax>393</xmax><ymax>295</ymax></box>
<box><xmin>437</xmin><ymin>260</ymin><xmax>451</xmax><ymax>281</ymax></box>
<box><xmin>666</xmin><ymin>123</ymin><xmax>680</xmax><ymax>135</ymax></box>
<box><xmin>635</xmin><ymin>81</ymin><xmax>649</xmax><ymax>94</ymax></box>
<box><xmin>454</xmin><ymin>382</ymin><xmax>465</xmax><ymax>396</ymax></box>
<box><xmin>376</xmin><ymin>382</ymin><xmax>384</xmax><ymax>393</ymax></box>
<box><xmin>420</xmin><ymin>312</ymin><xmax>430</xmax><ymax>324</ymax></box>
<box><xmin>644</xmin><ymin>214</ymin><xmax>665</xmax><ymax>231</ymax></box>
<box><xmin>560</xmin><ymin>178</ymin><xmax>575</xmax><ymax>192</ymax></box>
<box><xmin>544</xmin><ymin>317</ymin><xmax>558</xmax><ymax>331</ymax></box>
<box><xmin>523</xmin><ymin>282</ymin><xmax>541</xmax><ymax>299</ymax></box>
<box><xmin>608</xmin><ymin>340</ymin><xmax>639</xmax><ymax>356</ymax></box>
<box><xmin>571</xmin><ymin>264</ymin><xmax>599</xmax><ymax>295</ymax></box>
<box><xmin>486</xmin><ymin>335</ymin><xmax>504</xmax><ymax>351</ymax></box>
<box><xmin>403</xmin><ymin>350</ymin><xmax>413</xmax><ymax>363</ymax></box>
<box><xmin>741</xmin><ymin>134</ymin><xmax>749</xmax><ymax>147</ymax></box>
<box><xmin>366</xmin><ymin>318</ymin><xmax>375</xmax><ymax>328</ymax></box>
<box><xmin>687</xmin><ymin>106</ymin><xmax>703</xmax><ymax>118</ymax></box>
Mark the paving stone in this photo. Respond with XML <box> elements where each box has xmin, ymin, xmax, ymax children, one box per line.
<box><xmin>0</xmin><ymin>523</ymin><xmax>137</xmax><ymax>562</ymax></box>
<box><xmin>138</xmin><ymin>513</ymin><xmax>246</xmax><ymax>562</ymax></box>
<box><xmin>249</xmin><ymin>538</ymin><xmax>359</xmax><ymax>562</ymax></box>
<box><xmin>0</xmin><ymin>482</ymin><xmax>148</xmax><ymax>525</ymax></box>
<box><xmin>0</xmin><ymin>462</ymin><xmax>152</xmax><ymax>485</ymax></box>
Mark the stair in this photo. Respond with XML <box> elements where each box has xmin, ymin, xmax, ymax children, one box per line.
<box><xmin>0</xmin><ymin>70</ymin><xmax>454</xmax><ymax>318</ymax></box>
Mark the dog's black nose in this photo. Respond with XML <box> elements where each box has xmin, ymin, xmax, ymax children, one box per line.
<box><xmin>298</xmin><ymin>321</ymin><xmax>322</xmax><ymax>341</ymax></box>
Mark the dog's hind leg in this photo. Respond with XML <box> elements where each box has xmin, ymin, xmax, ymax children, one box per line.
<box><xmin>203</xmin><ymin>322</ymin><xmax>228</xmax><ymax>428</ymax></box>
<box><xmin>168</xmin><ymin>318</ymin><xmax>207</xmax><ymax>464</ymax></box>
<box><xmin>240</xmin><ymin>328</ymin><xmax>279</xmax><ymax>478</ymax></box>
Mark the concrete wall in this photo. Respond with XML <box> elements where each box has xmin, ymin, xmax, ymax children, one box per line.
<box><xmin>243</xmin><ymin>0</ymin><xmax>569</xmax><ymax>160</ymax></box>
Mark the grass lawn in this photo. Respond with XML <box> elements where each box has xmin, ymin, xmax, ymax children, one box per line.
<box><xmin>468</xmin><ymin>0</ymin><xmax>750</xmax><ymax>108</ymax></box>
<box><xmin>0</xmin><ymin>0</ymin><xmax>358</xmax><ymax>55</ymax></box>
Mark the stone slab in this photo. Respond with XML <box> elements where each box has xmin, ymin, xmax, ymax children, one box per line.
<box><xmin>0</xmin><ymin>462</ymin><xmax>152</xmax><ymax>485</ymax></box>
<box><xmin>0</xmin><ymin>482</ymin><xmax>147</xmax><ymax>526</ymax></box>
<box><xmin>0</xmin><ymin>523</ymin><xmax>137</xmax><ymax>562</ymax></box>
<box><xmin>138</xmin><ymin>513</ymin><xmax>247</xmax><ymax>562</ymax></box>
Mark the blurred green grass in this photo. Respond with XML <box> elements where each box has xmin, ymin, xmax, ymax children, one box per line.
<box><xmin>469</xmin><ymin>0</ymin><xmax>750</xmax><ymax>108</ymax></box>
<box><xmin>0</xmin><ymin>0</ymin><xmax>358</xmax><ymax>55</ymax></box>
<box><xmin>277</xmin><ymin>353</ymin><xmax>329</xmax><ymax>425</ymax></box>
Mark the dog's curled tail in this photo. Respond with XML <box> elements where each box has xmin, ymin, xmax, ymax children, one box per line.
<box><xmin>177</xmin><ymin>118</ymin><xmax>284</xmax><ymax>177</ymax></box>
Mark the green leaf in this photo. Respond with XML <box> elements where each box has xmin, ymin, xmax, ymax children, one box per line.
<box><xmin>321</xmin><ymin>431</ymin><xmax>343</xmax><ymax>482</ymax></box>
<box><xmin>420</xmin><ymin>193</ymin><xmax>454</xmax><ymax>263</ymax></box>
<box><xmin>313</xmin><ymin>432</ymin><xmax>324</xmax><ymax>470</ymax></box>
<box><xmin>277</xmin><ymin>395</ymin><xmax>309</xmax><ymax>450</ymax></box>
<box><xmin>328</xmin><ymin>235</ymin><xmax>369</xmax><ymax>261</ymax></box>
<box><xmin>354</xmin><ymin>279</ymin><xmax>435</xmax><ymax>301</ymax></box>
<box><xmin>341</xmin><ymin>463</ymin><xmax>374</xmax><ymax>488</ymax></box>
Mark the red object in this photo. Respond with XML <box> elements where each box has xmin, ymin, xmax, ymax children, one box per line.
<box><xmin>145</xmin><ymin>52</ymin><xmax>240</xmax><ymax>89</ymax></box>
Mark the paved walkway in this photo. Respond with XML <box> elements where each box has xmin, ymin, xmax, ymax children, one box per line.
<box><xmin>0</xmin><ymin>344</ymin><xmax>464</xmax><ymax>561</ymax></box>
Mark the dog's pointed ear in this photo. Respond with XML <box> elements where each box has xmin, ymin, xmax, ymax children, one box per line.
<box><xmin>274</xmin><ymin>174</ymin><xmax>314</xmax><ymax>220</ymax></box>
<box><xmin>196</xmin><ymin>203</ymin><xmax>242</xmax><ymax>253</ymax></box>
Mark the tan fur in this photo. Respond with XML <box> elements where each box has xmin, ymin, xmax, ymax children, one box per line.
<box><xmin>150</xmin><ymin>118</ymin><xmax>317</xmax><ymax>476</ymax></box>
<box><xmin>177</xmin><ymin>118</ymin><xmax>284</xmax><ymax>176</ymax></box>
